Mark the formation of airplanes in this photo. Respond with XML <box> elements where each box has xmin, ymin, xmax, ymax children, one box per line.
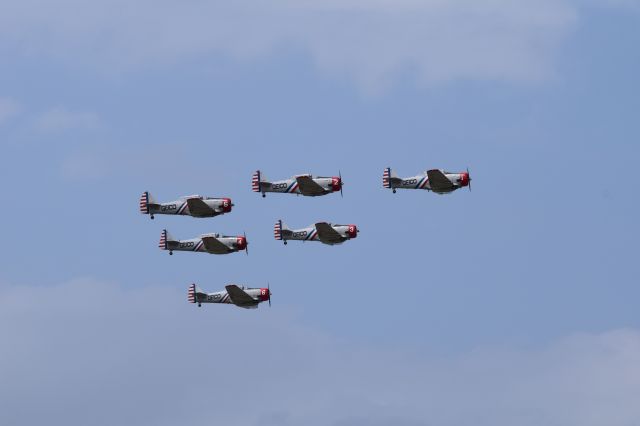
<box><xmin>141</xmin><ymin>167</ymin><xmax>471</xmax><ymax>309</ymax></box>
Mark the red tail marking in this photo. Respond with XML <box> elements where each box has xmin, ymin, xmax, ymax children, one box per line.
<box><xmin>139</xmin><ymin>192</ymin><xmax>149</xmax><ymax>213</ymax></box>
<box><xmin>252</xmin><ymin>171</ymin><xmax>261</xmax><ymax>192</ymax></box>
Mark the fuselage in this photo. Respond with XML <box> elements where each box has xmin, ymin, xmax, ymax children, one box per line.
<box><xmin>260</xmin><ymin>175</ymin><xmax>341</xmax><ymax>196</ymax></box>
<box><xmin>277</xmin><ymin>223</ymin><xmax>358</xmax><ymax>245</ymax></box>
<box><xmin>189</xmin><ymin>286</ymin><xmax>270</xmax><ymax>308</ymax></box>
<box><xmin>149</xmin><ymin>196</ymin><xmax>232</xmax><ymax>216</ymax></box>
<box><xmin>390</xmin><ymin>172</ymin><xmax>469</xmax><ymax>193</ymax></box>
<box><xmin>160</xmin><ymin>232</ymin><xmax>247</xmax><ymax>255</ymax></box>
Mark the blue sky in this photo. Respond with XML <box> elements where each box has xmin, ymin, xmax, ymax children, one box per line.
<box><xmin>1</xmin><ymin>1</ymin><xmax>639</xmax><ymax>425</ymax></box>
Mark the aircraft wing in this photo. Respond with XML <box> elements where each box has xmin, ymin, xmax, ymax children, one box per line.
<box><xmin>186</xmin><ymin>197</ymin><xmax>214</xmax><ymax>217</ymax></box>
<box><xmin>315</xmin><ymin>222</ymin><xmax>344</xmax><ymax>244</ymax></box>
<box><xmin>296</xmin><ymin>176</ymin><xmax>326</xmax><ymax>196</ymax></box>
<box><xmin>426</xmin><ymin>169</ymin><xmax>455</xmax><ymax>192</ymax></box>
<box><xmin>225</xmin><ymin>285</ymin><xmax>257</xmax><ymax>306</ymax></box>
<box><xmin>201</xmin><ymin>236</ymin><xmax>231</xmax><ymax>254</ymax></box>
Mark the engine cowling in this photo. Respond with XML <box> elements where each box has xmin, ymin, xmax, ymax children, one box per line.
<box><xmin>222</xmin><ymin>198</ymin><xmax>233</xmax><ymax>213</ymax></box>
<box><xmin>236</xmin><ymin>236</ymin><xmax>247</xmax><ymax>250</ymax></box>
<box><xmin>331</xmin><ymin>176</ymin><xmax>342</xmax><ymax>192</ymax></box>
<box><xmin>347</xmin><ymin>224</ymin><xmax>358</xmax><ymax>238</ymax></box>
<box><xmin>259</xmin><ymin>288</ymin><xmax>270</xmax><ymax>302</ymax></box>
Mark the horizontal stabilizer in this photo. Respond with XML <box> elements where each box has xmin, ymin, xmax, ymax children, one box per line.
<box><xmin>159</xmin><ymin>229</ymin><xmax>177</xmax><ymax>250</ymax></box>
<box><xmin>383</xmin><ymin>168</ymin><xmax>401</xmax><ymax>188</ymax></box>
<box><xmin>139</xmin><ymin>191</ymin><xmax>158</xmax><ymax>214</ymax></box>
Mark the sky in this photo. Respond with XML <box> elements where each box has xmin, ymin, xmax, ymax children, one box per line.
<box><xmin>1</xmin><ymin>1</ymin><xmax>639</xmax><ymax>425</ymax></box>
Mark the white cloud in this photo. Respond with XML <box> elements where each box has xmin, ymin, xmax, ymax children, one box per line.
<box><xmin>0</xmin><ymin>0</ymin><xmax>586</xmax><ymax>92</ymax></box>
<box><xmin>1</xmin><ymin>278</ymin><xmax>640</xmax><ymax>426</ymax></box>
<box><xmin>0</xmin><ymin>97</ymin><xmax>21</xmax><ymax>124</ymax></box>
<box><xmin>34</xmin><ymin>106</ymin><xmax>101</xmax><ymax>132</ymax></box>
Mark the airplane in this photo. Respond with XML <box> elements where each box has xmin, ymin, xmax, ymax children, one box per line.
<box><xmin>159</xmin><ymin>229</ymin><xmax>248</xmax><ymax>255</ymax></box>
<box><xmin>188</xmin><ymin>283</ymin><xmax>271</xmax><ymax>308</ymax></box>
<box><xmin>252</xmin><ymin>170</ymin><xmax>344</xmax><ymax>197</ymax></box>
<box><xmin>139</xmin><ymin>192</ymin><xmax>233</xmax><ymax>219</ymax></box>
<box><xmin>383</xmin><ymin>167</ymin><xmax>471</xmax><ymax>194</ymax></box>
<box><xmin>274</xmin><ymin>220</ymin><xmax>358</xmax><ymax>245</ymax></box>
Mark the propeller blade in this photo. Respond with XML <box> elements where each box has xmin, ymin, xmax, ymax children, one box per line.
<box><xmin>268</xmin><ymin>283</ymin><xmax>271</xmax><ymax>307</ymax></box>
<box><xmin>244</xmin><ymin>231</ymin><xmax>248</xmax><ymax>255</ymax></box>
<box><xmin>339</xmin><ymin>170</ymin><xmax>344</xmax><ymax>198</ymax></box>
<box><xmin>467</xmin><ymin>167</ymin><xmax>472</xmax><ymax>191</ymax></box>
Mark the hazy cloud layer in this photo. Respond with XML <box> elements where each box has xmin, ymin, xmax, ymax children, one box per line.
<box><xmin>2</xmin><ymin>278</ymin><xmax>640</xmax><ymax>426</ymax></box>
<box><xmin>0</xmin><ymin>0</ymin><xmax>589</xmax><ymax>92</ymax></box>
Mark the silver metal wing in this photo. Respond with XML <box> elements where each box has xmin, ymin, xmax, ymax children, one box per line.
<box><xmin>186</xmin><ymin>197</ymin><xmax>215</xmax><ymax>217</ymax></box>
<box><xmin>314</xmin><ymin>222</ymin><xmax>344</xmax><ymax>244</ymax></box>
<box><xmin>296</xmin><ymin>176</ymin><xmax>326</xmax><ymax>196</ymax></box>
<box><xmin>426</xmin><ymin>169</ymin><xmax>455</xmax><ymax>193</ymax></box>
<box><xmin>201</xmin><ymin>236</ymin><xmax>232</xmax><ymax>254</ymax></box>
<box><xmin>225</xmin><ymin>285</ymin><xmax>257</xmax><ymax>307</ymax></box>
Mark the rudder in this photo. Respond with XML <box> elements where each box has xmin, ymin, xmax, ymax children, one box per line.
<box><xmin>274</xmin><ymin>220</ymin><xmax>283</xmax><ymax>240</ymax></box>
<box><xmin>188</xmin><ymin>284</ymin><xmax>196</xmax><ymax>303</ymax></box>
<box><xmin>383</xmin><ymin>168</ymin><xmax>391</xmax><ymax>188</ymax></box>
<box><xmin>159</xmin><ymin>229</ymin><xmax>177</xmax><ymax>250</ymax></box>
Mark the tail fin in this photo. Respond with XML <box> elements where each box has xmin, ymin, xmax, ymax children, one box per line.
<box><xmin>274</xmin><ymin>220</ymin><xmax>283</xmax><ymax>240</ymax></box>
<box><xmin>188</xmin><ymin>284</ymin><xmax>206</xmax><ymax>305</ymax></box>
<box><xmin>188</xmin><ymin>284</ymin><xmax>196</xmax><ymax>303</ymax></box>
<box><xmin>139</xmin><ymin>191</ymin><xmax>158</xmax><ymax>214</ymax></box>
<box><xmin>252</xmin><ymin>170</ymin><xmax>268</xmax><ymax>192</ymax></box>
<box><xmin>139</xmin><ymin>191</ymin><xmax>149</xmax><ymax>213</ymax></box>
<box><xmin>274</xmin><ymin>220</ymin><xmax>291</xmax><ymax>241</ymax></box>
<box><xmin>159</xmin><ymin>229</ymin><xmax>176</xmax><ymax>250</ymax></box>
<box><xmin>383</xmin><ymin>168</ymin><xmax>391</xmax><ymax>188</ymax></box>
<box><xmin>383</xmin><ymin>167</ymin><xmax>398</xmax><ymax>188</ymax></box>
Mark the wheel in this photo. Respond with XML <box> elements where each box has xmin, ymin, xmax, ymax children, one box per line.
<box><xmin>284</xmin><ymin>241</ymin><xmax>287</xmax><ymax>245</ymax></box>
<box><xmin>169</xmin><ymin>251</ymin><xmax>173</xmax><ymax>256</ymax></box>
<box><xmin>262</xmin><ymin>193</ymin><xmax>266</xmax><ymax>198</ymax></box>
<box><xmin>198</xmin><ymin>303</ymin><xmax>201</xmax><ymax>307</ymax></box>
<box><xmin>392</xmin><ymin>189</ymin><xmax>396</xmax><ymax>194</ymax></box>
<box><xmin>150</xmin><ymin>215</ymin><xmax>154</xmax><ymax>219</ymax></box>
